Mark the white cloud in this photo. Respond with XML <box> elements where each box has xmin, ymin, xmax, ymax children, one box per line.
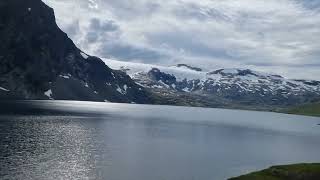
<box><xmin>43</xmin><ymin>0</ymin><xmax>320</xmax><ymax>80</ymax></box>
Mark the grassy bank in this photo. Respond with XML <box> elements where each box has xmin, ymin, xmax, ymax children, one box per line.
<box><xmin>286</xmin><ymin>102</ymin><xmax>320</xmax><ymax>117</ymax></box>
<box><xmin>229</xmin><ymin>163</ymin><xmax>320</xmax><ymax>180</ymax></box>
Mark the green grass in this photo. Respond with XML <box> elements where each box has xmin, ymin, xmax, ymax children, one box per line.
<box><xmin>229</xmin><ymin>163</ymin><xmax>320</xmax><ymax>180</ymax></box>
<box><xmin>286</xmin><ymin>102</ymin><xmax>320</xmax><ymax>117</ymax></box>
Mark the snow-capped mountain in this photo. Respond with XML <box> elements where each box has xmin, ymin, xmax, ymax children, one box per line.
<box><xmin>104</xmin><ymin>59</ymin><xmax>320</xmax><ymax>110</ymax></box>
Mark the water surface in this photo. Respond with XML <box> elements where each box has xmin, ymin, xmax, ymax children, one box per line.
<box><xmin>1</xmin><ymin>101</ymin><xmax>320</xmax><ymax>180</ymax></box>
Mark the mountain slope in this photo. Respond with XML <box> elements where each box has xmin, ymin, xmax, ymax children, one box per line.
<box><xmin>104</xmin><ymin>59</ymin><xmax>320</xmax><ymax>110</ymax></box>
<box><xmin>0</xmin><ymin>0</ymin><xmax>152</xmax><ymax>103</ymax></box>
<box><xmin>229</xmin><ymin>163</ymin><xmax>320</xmax><ymax>180</ymax></box>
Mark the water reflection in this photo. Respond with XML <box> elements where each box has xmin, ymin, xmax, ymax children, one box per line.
<box><xmin>0</xmin><ymin>116</ymin><xmax>105</xmax><ymax>179</ymax></box>
<box><xmin>0</xmin><ymin>101</ymin><xmax>320</xmax><ymax>180</ymax></box>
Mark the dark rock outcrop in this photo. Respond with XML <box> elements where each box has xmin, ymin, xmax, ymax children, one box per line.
<box><xmin>176</xmin><ymin>64</ymin><xmax>202</xmax><ymax>72</ymax></box>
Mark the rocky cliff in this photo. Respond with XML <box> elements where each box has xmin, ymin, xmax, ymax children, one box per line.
<box><xmin>0</xmin><ymin>0</ymin><xmax>152</xmax><ymax>103</ymax></box>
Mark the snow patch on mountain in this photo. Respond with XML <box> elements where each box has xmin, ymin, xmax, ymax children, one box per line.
<box><xmin>0</xmin><ymin>87</ymin><xmax>10</xmax><ymax>92</ymax></box>
<box><xmin>44</xmin><ymin>89</ymin><xmax>53</xmax><ymax>99</ymax></box>
<box><xmin>59</xmin><ymin>74</ymin><xmax>71</xmax><ymax>79</ymax></box>
<box><xmin>116</xmin><ymin>85</ymin><xmax>127</xmax><ymax>95</ymax></box>
<box><xmin>80</xmin><ymin>52</ymin><xmax>89</xmax><ymax>59</ymax></box>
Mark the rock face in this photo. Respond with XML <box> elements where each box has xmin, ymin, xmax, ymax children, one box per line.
<box><xmin>0</xmin><ymin>0</ymin><xmax>152</xmax><ymax>103</ymax></box>
<box><xmin>105</xmin><ymin>59</ymin><xmax>320</xmax><ymax>110</ymax></box>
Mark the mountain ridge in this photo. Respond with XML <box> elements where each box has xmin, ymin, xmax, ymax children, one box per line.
<box><xmin>104</xmin><ymin>59</ymin><xmax>320</xmax><ymax>110</ymax></box>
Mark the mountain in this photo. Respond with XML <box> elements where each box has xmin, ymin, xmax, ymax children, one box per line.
<box><xmin>0</xmin><ymin>0</ymin><xmax>152</xmax><ymax>103</ymax></box>
<box><xmin>104</xmin><ymin>59</ymin><xmax>320</xmax><ymax>110</ymax></box>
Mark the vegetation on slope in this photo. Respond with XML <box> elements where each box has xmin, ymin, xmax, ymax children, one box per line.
<box><xmin>229</xmin><ymin>163</ymin><xmax>320</xmax><ymax>180</ymax></box>
<box><xmin>286</xmin><ymin>102</ymin><xmax>320</xmax><ymax>117</ymax></box>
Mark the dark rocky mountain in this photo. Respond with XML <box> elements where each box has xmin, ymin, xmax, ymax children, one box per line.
<box><xmin>0</xmin><ymin>0</ymin><xmax>152</xmax><ymax>103</ymax></box>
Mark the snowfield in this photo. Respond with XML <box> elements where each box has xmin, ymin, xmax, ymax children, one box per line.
<box><xmin>103</xmin><ymin>59</ymin><xmax>206</xmax><ymax>81</ymax></box>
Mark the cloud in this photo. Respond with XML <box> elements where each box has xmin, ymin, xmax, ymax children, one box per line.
<box><xmin>88</xmin><ymin>18</ymin><xmax>119</xmax><ymax>32</ymax></box>
<box><xmin>43</xmin><ymin>0</ymin><xmax>320</xmax><ymax>80</ymax></box>
<box><xmin>84</xmin><ymin>18</ymin><xmax>119</xmax><ymax>43</ymax></box>
<box><xmin>98</xmin><ymin>43</ymin><xmax>167</xmax><ymax>62</ymax></box>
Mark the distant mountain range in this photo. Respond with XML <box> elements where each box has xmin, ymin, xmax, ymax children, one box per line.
<box><xmin>0</xmin><ymin>0</ymin><xmax>319</xmax><ymax>112</ymax></box>
<box><xmin>104</xmin><ymin>59</ymin><xmax>320</xmax><ymax>111</ymax></box>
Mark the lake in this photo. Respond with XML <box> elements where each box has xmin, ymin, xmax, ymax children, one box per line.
<box><xmin>0</xmin><ymin>101</ymin><xmax>320</xmax><ymax>180</ymax></box>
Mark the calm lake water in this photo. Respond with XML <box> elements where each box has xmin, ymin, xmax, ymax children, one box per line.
<box><xmin>0</xmin><ymin>101</ymin><xmax>320</xmax><ymax>180</ymax></box>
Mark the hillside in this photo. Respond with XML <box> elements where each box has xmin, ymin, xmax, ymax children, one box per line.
<box><xmin>229</xmin><ymin>163</ymin><xmax>320</xmax><ymax>180</ymax></box>
<box><xmin>286</xmin><ymin>102</ymin><xmax>320</xmax><ymax>117</ymax></box>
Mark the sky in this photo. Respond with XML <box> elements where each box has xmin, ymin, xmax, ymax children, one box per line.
<box><xmin>43</xmin><ymin>0</ymin><xmax>320</xmax><ymax>80</ymax></box>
